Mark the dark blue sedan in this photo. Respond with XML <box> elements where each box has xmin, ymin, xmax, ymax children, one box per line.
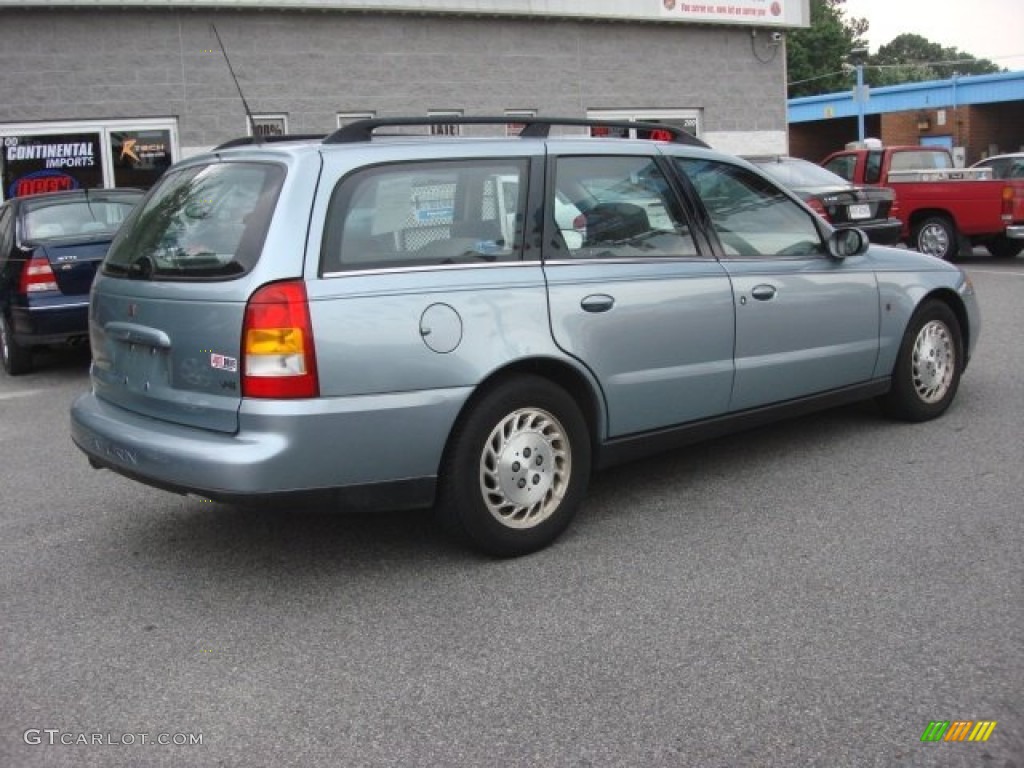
<box><xmin>0</xmin><ymin>188</ymin><xmax>143</xmax><ymax>374</ymax></box>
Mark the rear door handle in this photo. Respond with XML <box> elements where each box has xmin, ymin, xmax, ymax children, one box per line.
<box><xmin>750</xmin><ymin>284</ymin><xmax>777</xmax><ymax>301</ymax></box>
<box><xmin>580</xmin><ymin>294</ymin><xmax>615</xmax><ymax>313</ymax></box>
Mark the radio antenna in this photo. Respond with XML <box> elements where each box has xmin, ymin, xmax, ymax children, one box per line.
<box><xmin>210</xmin><ymin>24</ymin><xmax>260</xmax><ymax>143</ymax></box>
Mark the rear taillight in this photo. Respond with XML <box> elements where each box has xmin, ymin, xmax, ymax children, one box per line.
<box><xmin>19</xmin><ymin>257</ymin><xmax>58</xmax><ymax>294</ymax></box>
<box><xmin>1001</xmin><ymin>186</ymin><xmax>1014</xmax><ymax>223</ymax></box>
<box><xmin>241</xmin><ymin>280</ymin><xmax>319</xmax><ymax>399</ymax></box>
<box><xmin>806</xmin><ymin>198</ymin><xmax>829</xmax><ymax>221</ymax></box>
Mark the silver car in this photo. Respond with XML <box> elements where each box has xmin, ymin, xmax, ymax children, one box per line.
<box><xmin>70</xmin><ymin>117</ymin><xmax>980</xmax><ymax>556</ymax></box>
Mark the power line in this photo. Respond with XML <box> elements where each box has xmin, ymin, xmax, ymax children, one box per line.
<box><xmin>787</xmin><ymin>55</ymin><xmax>1011</xmax><ymax>87</ymax></box>
<box><xmin>787</xmin><ymin>70</ymin><xmax>848</xmax><ymax>87</ymax></box>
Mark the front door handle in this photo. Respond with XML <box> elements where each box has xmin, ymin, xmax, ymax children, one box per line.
<box><xmin>581</xmin><ymin>294</ymin><xmax>615</xmax><ymax>313</ymax></box>
<box><xmin>750</xmin><ymin>284</ymin><xmax>777</xmax><ymax>301</ymax></box>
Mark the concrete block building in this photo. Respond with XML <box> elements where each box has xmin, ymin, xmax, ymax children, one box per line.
<box><xmin>0</xmin><ymin>0</ymin><xmax>809</xmax><ymax>200</ymax></box>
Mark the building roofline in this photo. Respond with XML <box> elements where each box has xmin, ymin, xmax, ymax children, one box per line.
<box><xmin>789</xmin><ymin>69</ymin><xmax>1024</xmax><ymax>123</ymax></box>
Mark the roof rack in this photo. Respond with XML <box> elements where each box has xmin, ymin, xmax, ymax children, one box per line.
<box><xmin>213</xmin><ymin>133</ymin><xmax>326</xmax><ymax>151</ymax></box>
<box><xmin>323</xmin><ymin>116</ymin><xmax>709</xmax><ymax>148</ymax></box>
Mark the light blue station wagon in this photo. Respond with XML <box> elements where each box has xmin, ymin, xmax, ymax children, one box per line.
<box><xmin>70</xmin><ymin>117</ymin><xmax>980</xmax><ymax>556</ymax></box>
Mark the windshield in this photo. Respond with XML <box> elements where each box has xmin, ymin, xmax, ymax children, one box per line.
<box><xmin>752</xmin><ymin>158</ymin><xmax>851</xmax><ymax>188</ymax></box>
<box><xmin>103</xmin><ymin>161</ymin><xmax>285</xmax><ymax>280</ymax></box>
<box><xmin>23</xmin><ymin>195</ymin><xmax>141</xmax><ymax>242</ymax></box>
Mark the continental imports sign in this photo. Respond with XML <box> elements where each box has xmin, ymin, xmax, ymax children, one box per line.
<box><xmin>2</xmin><ymin>134</ymin><xmax>102</xmax><ymax>198</ymax></box>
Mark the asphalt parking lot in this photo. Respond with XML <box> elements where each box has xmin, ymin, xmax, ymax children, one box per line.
<box><xmin>1</xmin><ymin>255</ymin><xmax>1021</xmax><ymax>768</ymax></box>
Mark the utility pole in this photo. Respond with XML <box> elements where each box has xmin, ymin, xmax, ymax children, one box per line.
<box><xmin>849</xmin><ymin>47</ymin><xmax>869</xmax><ymax>143</ymax></box>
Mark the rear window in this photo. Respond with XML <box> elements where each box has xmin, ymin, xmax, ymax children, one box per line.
<box><xmin>103</xmin><ymin>161</ymin><xmax>284</xmax><ymax>280</ymax></box>
<box><xmin>753</xmin><ymin>158</ymin><xmax>849</xmax><ymax>188</ymax></box>
<box><xmin>890</xmin><ymin>151</ymin><xmax>953</xmax><ymax>172</ymax></box>
<box><xmin>823</xmin><ymin>155</ymin><xmax>856</xmax><ymax>182</ymax></box>
<box><xmin>23</xmin><ymin>196</ymin><xmax>140</xmax><ymax>242</ymax></box>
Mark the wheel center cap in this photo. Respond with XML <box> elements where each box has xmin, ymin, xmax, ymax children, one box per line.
<box><xmin>496</xmin><ymin>432</ymin><xmax>554</xmax><ymax>506</ymax></box>
<box><xmin>918</xmin><ymin>341</ymin><xmax>945</xmax><ymax>387</ymax></box>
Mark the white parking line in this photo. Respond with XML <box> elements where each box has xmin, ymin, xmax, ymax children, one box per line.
<box><xmin>0</xmin><ymin>390</ymin><xmax>42</xmax><ymax>401</ymax></box>
<box><xmin>966</xmin><ymin>268</ymin><xmax>1024</xmax><ymax>277</ymax></box>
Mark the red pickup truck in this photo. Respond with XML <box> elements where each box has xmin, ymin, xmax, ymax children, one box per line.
<box><xmin>821</xmin><ymin>145</ymin><xmax>1024</xmax><ymax>260</ymax></box>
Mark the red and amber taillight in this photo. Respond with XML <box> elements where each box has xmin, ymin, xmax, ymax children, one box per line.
<box><xmin>241</xmin><ymin>280</ymin><xmax>319</xmax><ymax>399</ymax></box>
<box><xmin>18</xmin><ymin>256</ymin><xmax>58</xmax><ymax>294</ymax></box>
<box><xmin>1001</xmin><ymin>186</ymin><xmax>1015</xmax><ymax>223</ymax></box>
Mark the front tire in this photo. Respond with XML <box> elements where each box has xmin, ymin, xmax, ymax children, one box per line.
<box><xmin>879</xmin><ymin>300</ymin><xmax>963</xmax><ymax>422</ymax></box>
<box><xmin>438</xmin><ymin>375</ymin><xmax>591</xmax><ymax>557</ymax></box>
<box><xmin>913</xmin><ymin>216</ymin><xmax>959</xmax><ymax>261</ymax></box>
<box><xmin>0</xmin><ymin>314</ymin><xmax>33</xmax><ymax>375</ymax></box>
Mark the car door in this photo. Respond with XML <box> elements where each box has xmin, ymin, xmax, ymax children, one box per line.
<box><xmin>542</xmin><ymin>145</ymin><xmax>735</xmax><ymax>437</ymax></box>
<box><xmin>674</xmin><ymin>156</ymin><xmax>880</xmax><ymax>412</ymax></box>
<box><xmin>307</xmin><ymin>146</ymin><xmax>559</xmax><ymax>409</ymax></box>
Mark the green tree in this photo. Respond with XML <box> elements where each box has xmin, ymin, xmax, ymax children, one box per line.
<box><xmin>786</xmin><ymin>0</ymin><xmax>867</xmax><ymax>98</ymax></box>
<box><xmin>866</xmin><ymin>34</ymin><xmax>1002</xmax><ymax>86</ymax></box>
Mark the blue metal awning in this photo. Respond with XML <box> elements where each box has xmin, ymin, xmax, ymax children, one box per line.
<box><xmin>789</xmin><ymin>70</ymin><xmax>1024</xmax><ymax>123</ymax></box>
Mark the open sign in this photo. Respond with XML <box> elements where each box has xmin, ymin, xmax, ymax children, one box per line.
<box><xmin>9</xmin><ymin>169</ymin><xmax>79</xmax><ymax>198</ymax></box>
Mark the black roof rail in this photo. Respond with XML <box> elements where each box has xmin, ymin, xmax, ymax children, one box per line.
<box><xmin>323</xmin><ymin>116</ymin><xmax>709</xmax><ymax>148</ymax></box>
<box><xmin>213</xmin><ymin>133</ymin><xmax>326</xmax><ymax>151</ymax></box>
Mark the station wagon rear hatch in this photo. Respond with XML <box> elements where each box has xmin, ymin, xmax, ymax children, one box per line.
<box><xmin>89</xmin><ymin>159</ymin><xmax>289</xmax><ymax>434</ymax></box>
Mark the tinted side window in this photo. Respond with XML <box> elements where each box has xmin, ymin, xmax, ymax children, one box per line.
<box><xmin>322</xmin><ymin>159</ymin><xmax>527</xmax><ymax>272</ymax></box>
<box><xmin>864</xmin><ymin>151</ymin><xmax>883</xmax><ymax>184</ymax></box>
<box><xmin>676</xmin><ymin>158</ymin><xmax>825</xmax><ymax>259</ymax></box>
<box><xmin>551</xmin><ymin>156</ymin><xmax>696</xmax><ymax>258</ymax></box>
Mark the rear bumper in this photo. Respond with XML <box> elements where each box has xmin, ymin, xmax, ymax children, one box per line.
<box><xmin>1006</xmin><ymin>225</ymin><xmax>1024</xmax><ymax>240</ymax></box>
<box><xmin>70</xmin><ymin>386</ymin><xmax>472</xmax><ymax>509</ymax></box>
<box><xmin>11</xmin><ymin>300</ymin><xmax>90</xmax><ymax>346</ymax></box>
<box><xmin>842</xmin><ymin>218</ymin><xmax>902</xmax><ymax>246</ymax></box>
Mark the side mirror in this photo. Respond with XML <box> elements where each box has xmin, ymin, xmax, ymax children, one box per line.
<box><xmin>828</xmin><ymin>227</ymin><xmax>869</xmax><ymax>259</ymax></box>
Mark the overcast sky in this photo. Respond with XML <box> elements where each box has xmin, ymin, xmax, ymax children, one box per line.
<box><xmin>839</xmin><ymin>0</ymin><xmax>1024</xmax><ymax>71</ymax></box>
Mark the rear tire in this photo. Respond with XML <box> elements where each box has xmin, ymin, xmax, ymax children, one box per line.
<box><xmin>879</xmin><ymin>300</ymin><xmax>963</xmax><ymax>422</ymax></box>
<box><xmin>913</xmin><ymin>216</ymin><xmax>959</xmax><ymax>261</ymax></box>
<box><xmin>438</xmin><ymin>375</ymin><xmax>591</xmax><ymax>557</ymax></box>
<box><xmin>0</xmin><ymin>314</ymin><xmax>33</xmax><ymax>375</ymax></box>
<box><xmin>986</xmin><ymin>236</ymin><xmax>1023</xmax><ymax>259</ymax></box>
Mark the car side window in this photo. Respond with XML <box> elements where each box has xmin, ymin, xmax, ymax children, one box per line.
<box><xmin>676</xmin><ymin>158</ymin><xmax>826</xmax><ymax>259</ymax></box>
<box><xmin>322</xmin><ymin>158</ymin><xmax>527</xmax><ymax>272</ymax></box>
<box><xmin>864</xmin><ymin>151</ymin><xmax>883</xmax><ymax>184</ymax></box>
<box><xmin>985</xmin><ymin>159</ymin><xmax>1005</xmax><ymax>179</ymax></box>
<box><xmin>550</xmin><ymin>156</ymin><xmax>697</xmax><ymax>259</ymax></box>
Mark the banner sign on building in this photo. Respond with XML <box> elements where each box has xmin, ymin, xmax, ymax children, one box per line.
<box><xmin>659</xmin><ymin>0</ymin><xmax>786</xmax><ymax>24</ymax></box>
<box><xmin>1</xmin><ymin>1</ymin><xmax>809</xmax><ymax>28</ymax></box>
<box><xmin>2</xmin><ymin>133</ymin><xmax>103</xmax><ymax>198</ymax></box>
<box><xmin>110</xmin><ymin>129</ymin><xmax>173</xmax><ymax>189</ymax></box>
